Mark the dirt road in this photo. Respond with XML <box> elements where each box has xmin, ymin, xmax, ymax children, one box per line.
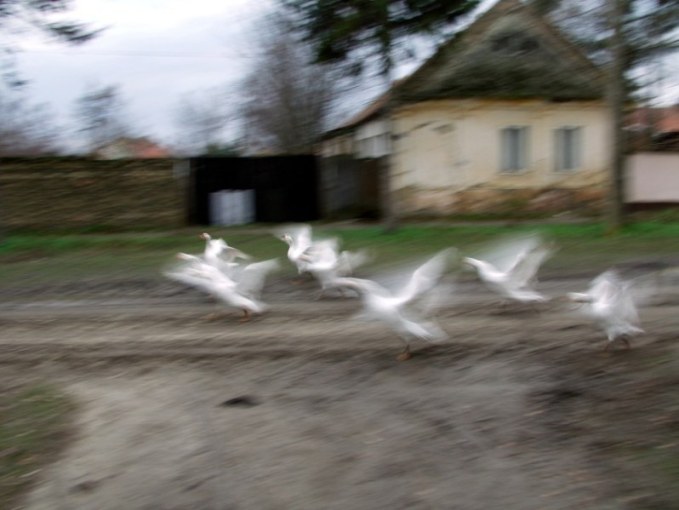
<box><xmin>2</xmin><ymin>274</ymin><xmax>679</xmax><ymax>510</ymax></box>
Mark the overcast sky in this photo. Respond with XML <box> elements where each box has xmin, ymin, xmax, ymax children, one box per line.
<box><xmin>13</xmin><ymin>0</ymin><xmax>502</xmax><ymax>153</ymax></box>
<box><xmin>17</xmin><ymin>0</ymin><xmax>276</xmax><ymax>150</ymax></box>
<box><xmin>13</xmin><ymin>0</ymin><xmax>679</xmax><ymax>153</ymax></box>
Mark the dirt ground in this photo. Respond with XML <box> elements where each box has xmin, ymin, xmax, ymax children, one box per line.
<box><xmin>2</xmin><ymin>271</ymin><xmax>679</xmax><ymax>510</ymax></box>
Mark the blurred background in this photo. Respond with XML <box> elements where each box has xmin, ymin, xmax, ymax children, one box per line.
<box><xmin>0</xmin><ymin>0</ymin><xmax>677</xmax><ymax>233</ymax></box>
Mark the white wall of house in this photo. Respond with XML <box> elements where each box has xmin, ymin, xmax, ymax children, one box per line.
<box><xmin>392</xmin><ymin>99</ymin><xmax>610</xmax><ymax>193</ymax></box>
<box><xmin>355</xmin><ymin>119</ymin><xmax>391</xmax><ymax>158</ymax></box>
<box><xmin>319</xmin><ymin>133</ymin><xmax>354</xmax><ymax>157</ymax></box>
<box><xmin>627</xmin><ymin>152</ymin><xmax>679</xmax><ymax>203</ymax></box>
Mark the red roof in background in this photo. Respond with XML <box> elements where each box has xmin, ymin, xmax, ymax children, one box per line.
<box><xmin>94</xmin><ymin>137</ymin><xmax>172</xmax><ymax>159</ymax></box>
<box><xmin>626</xmin><ymin>106</ymin><xmax>679</xmax><ymax>133</ymax></box>
<box><xmin>132</xmin><ymin>138</ymin><xmax>172</xmax><ymax>158</ymax></box>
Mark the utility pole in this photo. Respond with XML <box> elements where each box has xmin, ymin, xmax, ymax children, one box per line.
<box><xmin>606</xmin><ymin>0</ymin><xmax>626</xmax><ymax>233</ymax></box>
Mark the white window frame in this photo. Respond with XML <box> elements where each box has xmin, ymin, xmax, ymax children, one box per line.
<box><xmin>500</xmin><ymin>126</ymin><xmax>529</xmax><ymax>173</ymax></box>
<box><xmin>554</xmin><ymin>126</ymin><xmax>582</xmax><ymax>172</ymax></box>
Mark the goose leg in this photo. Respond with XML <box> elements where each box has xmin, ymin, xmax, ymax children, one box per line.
<box><xmin>203</xmin><ymin>308</ymin><xmax>227</xmax><ymax>321</ymax></box>
<box><xmin>239</xmin><ymin>309</ymin><xmax>251</xmax><ymax>323</ymax></box>
<box><xmin>620</xmin><ymin>336</ymin><xmax>631</xmax><ymax>350</ymax></box>
<box><xmin>397</xmin><ymin>344</ymin><xmax>412</xmax><ymax>361</ymax></box>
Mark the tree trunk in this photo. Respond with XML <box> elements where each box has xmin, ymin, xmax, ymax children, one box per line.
<box><xmin>380</xmin><ymin>65</ymin><xmax>398</xmax><ymax>233</ymax></box>
<box><xmin>606</xmin><ymin>0</ymin><xmax>626</xmax><ymax>233</ymax></box>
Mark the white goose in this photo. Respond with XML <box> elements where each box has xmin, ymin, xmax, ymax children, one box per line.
<box><xmin>299</xmin><ymin>237</ymin><xmax>371</xmax><ymax>298</ymax></box>
<box><xmin>200</xmin><ymin>232</ymin><xmax>250</xmax><ymax>274</ymax></box>
<box><xmin>333</xmin><ymin>248</ymin><xmax>454</xmax><ymax>360</ymax></box>
<box><xmin>567</xmin><ymin>270</ymin><xmax>644</xmax><ymax>350</ymax></box>
<box><xmin>464</xmin><ymin>234</ymin><xmax>553</xmax><ymax>304</ymax></box>
<box><xmin>276</xmin><ymin>223</ymin><xmax>313</xmax><ymax>276</ymax></box>
<box><xmin>165</xmin><ymin>252</ymin><xmax>279</xmax><ymax>321</ymax></box>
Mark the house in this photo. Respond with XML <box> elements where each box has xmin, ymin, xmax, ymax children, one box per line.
<box><xmin>319</xmin><ymin>0</ymin><xmax>610</xmax><ymax>218</ymax></box>
<box><xmin>625</xmin><ymin>106</ymin><xmax>679</xmax><ymax>209</ymax></box>
<box><xmin>93</xmin><ymin>137</ymin><xmax>173</xmax><ymax>159</ymax></box>
<box><xmin>625</xmin><ymin>106</ymin><xmax>679</xmax><ymax>152</ymax></box>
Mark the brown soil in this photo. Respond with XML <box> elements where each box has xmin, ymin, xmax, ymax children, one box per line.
<box><xmin>2</xmin><ymin>274</ymin><xmax>679</xmax><ymax>510</ymax></box>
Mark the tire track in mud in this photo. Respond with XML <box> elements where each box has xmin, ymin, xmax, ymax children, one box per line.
<box><xmin>1</xmin><ymin>295</ymin><xmax>677</xmax><ymax>364</ymax></box>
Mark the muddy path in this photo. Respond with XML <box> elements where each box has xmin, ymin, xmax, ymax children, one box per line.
<box><xmin>1</xmin><ymin>276</ymin><xmax>679</xmax><ymax>509</ymax></box>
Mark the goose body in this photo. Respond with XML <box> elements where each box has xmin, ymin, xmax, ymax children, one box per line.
<box><xmin>464</xmin><ymin>235</ymin><xmax>552</xmax><ymax>304</ymax></box>
<box><xmin>300</xmin><ymin>237</ymin><xmax>371</xmax><ymax>297</ymax></box>
<box><xmin>568</xmin><ymin>270</ymin><xmax>644</xmax><ymax>349</ymax></box>
<box><xmin>200</xmin><ymin>232</ymin><xmax>250</xmax><ymax>274</ymax></box>
<box><xmin>334</xmin><ymin>248</ymin><xmax>453</xmax><ymax>359</ymax></box>
<box><xmin>166</xmin><ymin>252</ymin><xmax>278</xmax><ymax>320</ymax></box>
<box><xmin>277</xmin><ymin>224</ymin><xmax>313</xmax><ymax>275</ymax></box>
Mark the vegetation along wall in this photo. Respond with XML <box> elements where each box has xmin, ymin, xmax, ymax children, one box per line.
<box><xmin>0</xmin><ymin>158</ymin><xmax>186</xmax><ymax>230</ymax></box>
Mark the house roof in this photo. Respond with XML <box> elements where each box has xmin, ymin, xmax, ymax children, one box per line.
<box><xmin>324</xmin><ymin>0</ymin><xmax>605</xmax><ymax>136</ymax></box>
<box><xmin>94</xmin><ymin>137</ymin><xmax>172</xmax><ymax>159</ymax></box>
<box><xmin>626</xmin><ymin>106</ymin><xmax>679</xmax><ymax>133</ymax></box>
<box><xmin>322</xmin><ymin>80</ymin><xmax>404</xmax><ymax>139</ymax></box>
<box><xmin>396</xmin><ymin>0</ymin><xmax>605</xmax><ymax>102</ymax></box>
<box><xmin>337</xmin><ymin>89</ymin><xmax>392</xmax><ymax>131</ymax></box>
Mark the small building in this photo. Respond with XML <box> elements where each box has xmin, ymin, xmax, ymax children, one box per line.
<box><xmin>625</xmin><ymin>106</ymin><xmax>679</xmax><ymax>210</ymax></box>
<box><xmin>320</xmin><ymin>0</ymin><xmax>610</xmax><ymax>218</ymax></box>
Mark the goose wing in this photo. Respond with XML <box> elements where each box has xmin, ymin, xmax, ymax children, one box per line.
<box><xmin>507</xmin><ymin>241</ymin><xmax>553</xmax><ymax>290</ymax></box>
<box><xmin>395</xmin><ymin>248</ymin><xmax>454</xmax><ymax>306</ymax></box>
<box><xmin>336</xmin><ymin>249</ymin><xmax>372</xmax><ymax>276</ymax></box>
<box><xmin>234</xmin><ymin>258</ymin><xmax>280</xmax><ymax>298</ymax></box>
<box><xmin>302</xmin><ymin>238</ymin><xmax>340</xmax><ymax>271</ymax></box>
<box><xmin>165</xmin><ymin>253</ymin><xmax>236</xmax><ymax>294</ymax></box>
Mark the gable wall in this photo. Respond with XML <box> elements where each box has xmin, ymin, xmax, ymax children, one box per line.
<box><xmin>391</xmin><ymin>99</ymin><xmax>609</xmax><ymax>216</ymax></box>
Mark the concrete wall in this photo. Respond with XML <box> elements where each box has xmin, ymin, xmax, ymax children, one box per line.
<box><xmin>0</xmin><ymin>158</ymin><xmax>186</xmax><ymax>230</ymax></box>
<box><xmin>391</xmin><ymin>99</ymin><xmax>609</xmax><ymax>216</ymax></box>
<box><xmin>626</xmin><ymin>152</ymin><xmax>679</xmax><ymax>203</ymax></box>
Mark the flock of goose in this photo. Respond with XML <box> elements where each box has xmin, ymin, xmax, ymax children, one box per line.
<box><xmin>164</xmin><ymin>224</ymin><xmax>652</xmax><ymax>360</ymax></box>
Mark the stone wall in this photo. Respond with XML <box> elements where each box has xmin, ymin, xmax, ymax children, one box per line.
<box><xmin>0</xmin><ymin>158</ymin><xmax>186</xmax><ymax>230</ymax></box>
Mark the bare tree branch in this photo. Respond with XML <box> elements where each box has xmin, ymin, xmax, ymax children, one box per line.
<box><xmin>239</xmin><ymin>12</ymin><xmax>339</xmax><ymax>154</ymax></box>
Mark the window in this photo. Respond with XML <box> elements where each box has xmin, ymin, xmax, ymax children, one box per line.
<box><xmin>554</xmin><ymin>127</ymin><xmax>582</xmax><ymax>171</ymax></box>
<box><xmin>500</xmin><ymin>126</ymin><xmax>529</xmax><ymax>172</ymax></box>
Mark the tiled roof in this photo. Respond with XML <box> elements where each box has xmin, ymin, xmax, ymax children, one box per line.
<box><xmin>626</xmin><ymin>107</ymin><xmax>679</xmax><ymax>133</ymax></box>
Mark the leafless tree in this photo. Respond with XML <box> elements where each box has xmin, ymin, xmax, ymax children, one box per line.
<box><xmin>239</xmin><ymin>12</ymin><xmax>339</xmax><ymax>154</ymax></box>
<box><xmin>172</xmin><ymin>87</ymin><xmax>233</xmax><ymax>156</ymax></box>
<box><xmin>0</xmin><ymin>90</ymin><xmax>62</xmax><ymax>155</ymax></box>
<box><xmin>73</xmin><ymin>84</ymin><xmax>134</xmax><ymax>153</ymax></box>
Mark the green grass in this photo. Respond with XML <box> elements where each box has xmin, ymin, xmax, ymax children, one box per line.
<box><xmin>0</xmin><ymin>384</ymin><xmax>75</xmax><ymax>509</ymax></box>
<box><xmin>1</xmin><ymin>221</ymin><xmax>677</xmax><ymax>253</ymax></box>
<box><xmin>0</xmin><ymin>222</ymin><xmax>677</xmax><ymax>286</ymax></box>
